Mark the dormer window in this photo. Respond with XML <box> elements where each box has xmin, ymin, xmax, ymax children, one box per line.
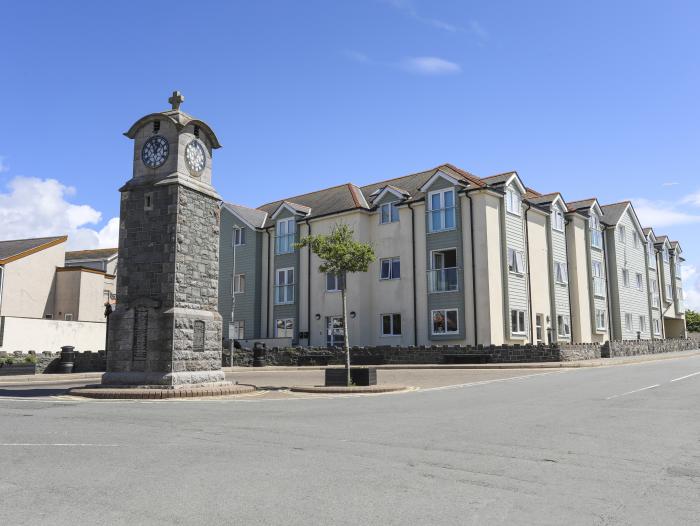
<box><xmin>552</xmin><ymin>210</ymin><xmax>565</xmax><ymax>231</ymax></box>
<box><xmin>663</xmin><ymin>248</ymin><xmax>669</xmax><ymax>263</ymax></box>
<box><xmin>648</xmin><ymin>241</ymin><xmax>656</xmax><ymax>268</ymax></box>
<box><xmin>428</xmin><ymin>189</ymin><xmax>455</xmax><ymax>232</ymax></box>
<box><xmin>618</xmin><ymin>225</ymin><xmax>626</xmax><ymax>244</ymax></box>
<box><xmin>276</xmin><ymin>218</ymin><xmax>295</xmax><ymax>254</ymax></box>
<box><xmin>233</xmin><ymin>227</ymin><xmax>245</xmax><ymax>246</ymax></box>
<box><xmin>505</xmin><ymin>188</ymin><xmax>521</xmax><ymax>216</ymax></box>
<box><xmin>379</xmin><ymin>202</ymin><xmax>399</xmax><ymax>224</ymax></box>
<box><xmin>590</xmin><ymin>215</ymin><xmax>603</xmax><ymax>249</ymax></box>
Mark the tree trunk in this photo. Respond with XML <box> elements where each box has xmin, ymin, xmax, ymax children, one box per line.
<box><xmin>341</xmin><ymin>286</ymin><xmax>350</xmax><ymax>386</ymax></box>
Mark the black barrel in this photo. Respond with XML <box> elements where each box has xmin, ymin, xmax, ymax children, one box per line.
<box><xmin>59</xmin><ymin>345</ymin><xmax>75</xmax><ymax>374</ymax></box>
<box><xmin>252</xmin><ymin>342</ymin><xmax>266</xmax><ymax>367</ymax></box>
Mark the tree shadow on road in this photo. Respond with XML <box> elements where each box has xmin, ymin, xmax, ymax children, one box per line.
<box><xmin>0</xmin><ymin>387</ymin><xmax>72</xmax><ymax>398</ymax></box>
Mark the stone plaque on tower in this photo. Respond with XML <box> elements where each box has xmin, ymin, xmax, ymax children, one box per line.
<box><xmin>103</xmin><ymin>92</ymin><xmax>226</xmax><ymax>386</ymax></box>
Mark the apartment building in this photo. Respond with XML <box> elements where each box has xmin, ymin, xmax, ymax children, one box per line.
<box><xmin>655</xmin><ymin>236</ymin><xmax>686</xmax><ymax>338</ymax></box>
<box><xmin>218</xmin><ymin>164</ymin><xmax>687</xmax><ymax>348</ymax></box>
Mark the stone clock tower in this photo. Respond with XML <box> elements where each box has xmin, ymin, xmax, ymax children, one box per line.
<box><xmin>104</xmin><ymin>92</ymin><xmax>225</xmax><ymax>386</ymax></box>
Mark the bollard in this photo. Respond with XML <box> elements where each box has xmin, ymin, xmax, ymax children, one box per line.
<box><xmin>252</xmin><ymin>342</ymin><xmax>267</xmax><ymax>367</ymax></box>
<box><xmin>59</xmin><ymin>346</ymin><xmax>75</xmax><ymax>374</ymax></box>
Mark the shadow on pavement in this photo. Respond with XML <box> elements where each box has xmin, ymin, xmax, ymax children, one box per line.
<box><xmin>0</xmin><ymin>386</ymin><xmax>76</xmax><ymax>398</ymax></box>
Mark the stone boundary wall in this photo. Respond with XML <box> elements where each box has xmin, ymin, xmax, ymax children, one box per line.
<box><xmin>558</xmin><ymin>343</ymin><xmax>602</xmax><ymax>361</ymax></box>
<box><xmin>603</xmin><ymin>338</ymin><xmax>697</xmax><ymax>358</ymax></box>
<box><xmin>0</xmin><ymin>350</ymin><xmax>106</xmax><ymax>374</ymax></box>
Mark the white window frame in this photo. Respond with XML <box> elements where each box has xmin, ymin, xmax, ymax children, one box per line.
<box><xmin>510</xmin><ymin>309</ymin><xmax>527</xmax><ymax>336</ymax></box>
<box><xmin>675</xmin><ymin>260</ymin><xmax>681</xmax><ymax>276</ymax></box>
<box><xmin>590</xmin><ymin>215</ymin><xmax>603</xmax><ymax>249</ymax></box>
<box><xmin>622</xmin><ymin>268</ymin><xmax>630</xmax><ymax>288</ymax></box>
<box><xmin>651</xmin><ymin>279</ymin><xmax>659</xmax><ymax>308</ymax></box>
<box><xmin>231</xmin><ymin>320</ymin><xmax>245</xmax><ymax>340</ymax></box>
<box><xmin>633</xmin><ymin>232</ymin><xmax>640</xmax><ymax>249</ymax></box>
<box><xmin>431</xmin><ymin>308</ymin><xmax>459</xmax><ymax>335</ymax></box>
<box><xmin>638</xmin><ymin>315</ymin><xmax>646</xmax><ymax>333</ymax></box>
<box><xmin>507</xmin><ymin>247</ymin><xmax>526</xmax><ymax>275</ymax></box>
<box><xmin>592</xmin><ymin>261</ymin><xmax>605</xmax><ymax>297</ymax></box>
<box><xmin>554</xmin><ymin>261</ymin><xmax>568</xmax><ymax>284</ymax></box>
<box><xmin>380</xmin><ymin>257</ymin><xmax>400</xmax><ymax>280</ymax></box>
<box><xmin>379</xmin><ymin>201</ymin><xmax>400</xmax><ymax>224</ymax></box>
<box><xmin>326</xmin><ymin>272</ymin><xmax>344</xmax><ymax>292</ymax></box>
<box><xmin>427</xmin><ymin>188</ymin><xmax>456</xmax><ymax>233</ymax></box>
<box><xmin>380</xmin><ymin>313</ymin><xmax>402</xmax><ymax>336</ymax></box>
<box><xmin>232</xmin><ymin>227</ymin><xmax>246</xmax><ymax>246</ymax></box>
<box><xmin>275</xmin><ymin>218</ymin><xmax>296</xmax><ymax>255</ymax></box>
<box><xmin>275</xmin><ymin>318</ymin><xmax>294</xmax><ymax>338</ymax></box>
<box><xmin>625</xmin><ymin>312</ymin><xmax>633</xmax><ymax>331</ymax></box>
<box><xmin>663</xmin><ymin>248</ymin><xmax>669</xmax><ymax>263</ymax></box>
<box><xmin>653</xmin><ymin>318</ymin><xmax>661</xmax><ymax>335</ymax></box>
<box><xmin>505</xmin><ymin>188</ymin><xmax>521</xmax><ymax>216</ymax></box>
<box><xmin>595</xmin><ymin>309</ymin><xmax>606</xmax><ymax>330</ymax></box>
<box><xmin>648</xmin><ymin>241</ymin><xmax>656</xmax><ymax>268</ymax></box>
<box><xmin>233</xmin><ymin>273</ymin><xmax>245</xmax><ymax>294</ymax></box>
<box><xmin>557</xmin><ymin>314</ymin><xmax>571</xmax><ymax>337</ymax></box>
<box><xmin>275</xmin><ymin>267</ymin><xmax>295</xmax><ymax>305</ymax></box>
<box><xmin>666</xmin><ymin>282</ymin><xmax>673</xmax><ymax>302</ymax></box>
<box><xmin>64</xmin><ymin>313</ymin><xmax>73</xmax><ymax>321</ymax></box>
<box><xmin>618</xmin><ymin>225</ymin><xmax>626</xmax><ymax>244</ymax></box>
<box><xmin>552</xmin><ymin>210</ymin><xmax>565</xmax><ymax>232</ymax></box>
<box><xmin>635</xmin><ymin>272</ymin><xmax>644</xmax><ymax>291</ymax></box>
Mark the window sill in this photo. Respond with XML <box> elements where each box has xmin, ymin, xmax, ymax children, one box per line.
<box><xmin>505</xmin><ymin>210</ymin><xmax>521</xmax><ymax>218</ymax></box>
<box><xmin>510</xmin><ymin>333</ymin><xmax>527</xmax><ymax>339</ymax></box>
<box><xmin>590</xmin><ymin>245</ymin><xmax>603</xmax><ymax>251</ymax></box>
<box><xmin>431</xmin><ymin>331</ymin><xmax>460</xmax><ymax>337</ymax></box>
<box><xmin>428</xmin><ymin>289</ymin><xmax>460</xmax><ymax>294</ymax></box>
<box><xmin>555</xmin><ymin>281</ymin><xmax>568</xmax><ymax>286</ymax></box>
<box><xmin>274</xmin><ymin>302</ymin><xmax>295</xmax><ymax>306</ymax></box>
<box><xmin>427</xmin><ymin>227</ymin><xmax>457</xmax><ymax>234</ymax></box>
<box><xmin>509</xmin><ymin>271</ymin><xmax>525</xmax><ymax>277</ymax></box>
<box><xmin>380</xmin><ymin>334</ymin><xmax>402</xmax><ymax>338</ymax></box>
<box><xmin>595</xmin><ymin>327</ymin><xmax>607</xmax><ymax>333</ymax></box>
<box><xmin>594</xmin><ymin>294</ymin><xmax>606</xmax><ymax>299</ymax></box>
<box><xmin>379</xmin><ymin>277</ymin><xmax>400</xmax><ymax>281</ymax></box>
<box><xmin>379</xmin><ymin>220</ymin><xmax>399</xmax><ymax>225</ymax></box>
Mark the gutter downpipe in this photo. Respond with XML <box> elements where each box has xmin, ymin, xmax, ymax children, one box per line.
<box><xmin>265</xmin><ymin>226</ymin><xmax>273</xmax><ymax>338</ymax></box>
<box><xmin>464</xmin><ymin>190</ymin><xmax>478</xmax><ymax>346</ymax></box>
<box><xmin>603</xmin><ymin>226</ymin><xmax>615</xmax><ymax>340</ymax></box>
<box><xmin>407</xmin><ymin>203</ymin><xmax>418</xmax><ymax>346</ymax></box>
<box><xmin>304</xmin><ymin>218</ymin><xmax>312</xmax><ymax>347</ymax></box>
<box><xmin>524</xmin><ymin>202</ymin><xmax>535</xmax><ymax>343</ymax></box>
<box><xmin>564</xmin><ymin>217</ymin><xmax>574</xmax><ymax>342</ymax></box>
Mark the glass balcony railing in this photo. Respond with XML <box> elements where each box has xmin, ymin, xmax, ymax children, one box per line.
<box><xmin>428</xmin><ymin>267</ymin><xmax>459</xmax><ymax>293</ymax></box>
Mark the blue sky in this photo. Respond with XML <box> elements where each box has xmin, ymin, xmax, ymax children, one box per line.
<box><xmin>1</xmin><ymin>0</ymin><xmax>699</xmax><ymax>307</ymax></box>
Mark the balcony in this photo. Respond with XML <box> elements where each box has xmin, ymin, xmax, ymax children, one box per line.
<box><xmin>428</xmin><ymin>267</ymin><xmax>459</xmax><ymax>293</ymax></box>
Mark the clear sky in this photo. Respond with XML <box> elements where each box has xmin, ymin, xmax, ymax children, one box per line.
<box><xmin>1</xmin><ymin>0</ymin><xmax>699</xmax><ymax>307</ymax></box>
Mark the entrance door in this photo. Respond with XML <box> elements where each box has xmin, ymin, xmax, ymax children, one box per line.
<box><xmin>326</xmin><ymin>316</ymin><xmax>345</xmax><ymax>347</ymax></box>
<box><xmin>535</xmin><ymin>314</ymin><xmax>544</xmax><ymax>344</ymax></box>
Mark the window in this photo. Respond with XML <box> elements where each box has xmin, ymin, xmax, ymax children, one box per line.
<box><xmin>663</xmin><ymin>248</ymin><xmax>669</xmax><ymax>263</ymax></box>
<box><xmin>428</xmin><ymin>189</ymin><xmax>456</xmax><ymax>232</ymax></box>
<box><xmin>653</xmin><ymin>318</ymin><xmax>661</xmax><ymax>335</ymax></box>
<box><xmin>326</xmin><ymin>272</ymin><xmax>345</xmax><ymax>292</ymax></box>
<box><xmin>44</xmin><ymin>314</ymin><xmax>53</xmax><ymax>319</ymax></box>
<box><xmin>592</xmin><ymin>261</ymin><xmax>605</xmax><ymax>297</ymax></box>
<box><xmin>552</xmin><ymin>210</ymin><xmax>565</xmax><ymax>231</ymax></box>
<box><xmin>276</xmin><ymin>218</ymin><xmax>295</xmax><ymax>254</ymax></box>
<box><xmin>554</xmin><ymin>261</ymin><xmax>568</xmax><ymax>284</ymax></box>
<box><xmin>633</xmin><ymin>232</ymin><xmax>640</xmax><ymax>248</ymax></box>
<box><xmin>233</xmin><ymin>273</ymin><xmax>245</xmax><ymax>294</ymax></box>
<box><xmin>595</xmin><ymin>309</ymin><xmax>606</xmax><ymax>330</ymax></box>
<box><xmin>381</xmin><ymin>314</ymin><xmax>402</xmax><ymax>336</ymax></box>
<box><xmin>590</xmin><ymin>215</ymin><xmax>603</xmax><ymax>249</ymax></box>
<box><xmin>505</xmin><ymin>188</ymin><xmax>521</xmax><ymax>216</ymax></box>
<box><xmin>618</xmin><ymin>225</ymin><xmax>626</xmax><ymax>244</ymax></box>
<box><xmin>639</xmin><ymin>315</ymin><xmax>646</xmax><ymax>333</ymax></box>
<box><xmin>432</xmin><ymin>309</ymin><xmax>459</xmax><ymax>335</ymax></box>
<box><xmin>379</xmin><ymin>202</ymin><xmax>400</xmax><ymax>224</ymax></box>
<box><xmin>635</xmin><ymin>272</ymin><xmax>644</xmax><ymax>291</ymax></box>
<box><xmin>275</xmin><ymin>318</ymin><xmax>294</xmax><ymax>338</ymax></box>
<box><xmin>625</xmin><ymin>313</ymin><xmax>633</xmax><ymax>331</ymax></box>
<box><xmin>326</xmin><ymin>317</ymin><xmax>345</xmax><ymax>347</ymax></box>
<box><xmin>64</xmin><ymin>313</ymin><xmax>73</xmax><ymax>321</ymax></box>
<box><xmin>231</xmin><ymin>320</ymin><xmax>245</xmax><ymax>340</ymax></box>
<box><xmin>507</xmin><ymin>247</ymin><xmax>526</xmax><ymax>274</ymax></box>
<box><xmin>233</xmin><ymin>227</ymin><xmax>246</xmax><ymax>246</ymax></box>
<box><xmin>380</xmin><ymin>257</ymin><xmax>400</xmax><ymax>280</ymax></box>
<box><xmin>648</xmin><ymin>242</ymin><xmax>656</xmax><ymax>268</ymax></box>
<box><xmin>557</xmin><ymin>315</ymin><xmax>571</xmax><ymax>337</ymax></box>
<box><xmin>275</xmin><ymin>268</ymin><xmax>294</xmax><ymax>304</ymax></box>
<box><xmin>535</xmin><ymin>314</ymin><xmax>544</xmax><ymax>343</ymax></box>
<box><xmin>511</xmin><ymin>309</ymin><xmax>526</xmax><ymax>335</ymax></box>
<box><xmin>666</xmin><ymin>283</ymin><xmax>673</xmax><ymax>301</ymax></box>
<box><xmin>144</xmin><ymin>192</ymin><xmax>153</xmax><ymax>211</ymax></box>
<box><xmin>675</xmin><ymin>260</ymin><xmax>682</xmax><ymax>276</ymax></box>
<box><xmin>428</xmin><ymin>249</ymin><xmax>458</xmax><ymax>292</ymax></box>
<box><xmin>622</xmin><ymin>268</ymin><xmax>630</xmax><ymax>287</ymax></box>
<box><xmin>651</xmin><ymin>279</ymin><xmax>659</xmax><ymax>307</ymax></box>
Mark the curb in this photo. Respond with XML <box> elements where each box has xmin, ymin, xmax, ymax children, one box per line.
<box><xmin>289</xmin><ymin>385</ymin><xmax>409</xmax><ymax>394</ymax></box>
<box><xmin>69</xmin><ymin>384</ymin><xmax>256</xmax><ymax>399</ymax></box>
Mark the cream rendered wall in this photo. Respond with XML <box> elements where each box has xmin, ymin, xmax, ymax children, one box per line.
<box><xmin>565</xmin><ymin>214</ymin><xmax>595</xmax><ymax>343</ymax></box>
<box><xmin>459</xmin><ymin>194</ymin><xmax>476</xmax><ymax>346</ymax></box>
<box><xmin>77</xmin><ymin>271</ymin><xmax>110</xmax><ymax>322</ymax></box>
<box><xmin>413</xmin><ymin>202</ymin><xmax>429</xmax><ymax>345</ymax></box>
<box><xmin>53</xmin><ymin>271</ymin><xmax>81</xmax><ymax>321</ymax></box>
<box><xmin>471</xmin><ymin>190</ymin><xmax>505</xmax><ymax>345</ymax></box>
<box><xmin>527</xmin><ymin>209</ymin><xmax>552</xmax><ymax>344</ymax></box>
<box><xmin>0</xmin><ymin>243</ymin><xmax>65</xmax><ymax>318</ymax></box>
<box><xmin>298</xmin><ymin>221</ymin><xmax>311</xmax><ymax>346</ymax></box>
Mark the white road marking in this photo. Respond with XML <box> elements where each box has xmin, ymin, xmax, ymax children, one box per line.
<box><xmin>670</xmin><ymin>371</ymin><xmax>700</xmax><ymax>383</ymax></box>
<box><xmin>0</xmin><ymin>443</ymin><xmax>119</xmax><ymax>447</ymax></box>
<box><xmin>606</xmin><ymin>384</ymin><xmax>660</xmax><ymax>400</ymax></box>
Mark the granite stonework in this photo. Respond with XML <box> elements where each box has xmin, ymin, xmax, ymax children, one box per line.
<box><xmin>0</xmin><ymin>351</ymin><xmax>106</xmax><ymax>374</ymax></box>
<box><xmin>603</xmin><ymin>338</ymin><xmax>697</xmax><ymax>358</ymax></box>
<box><xmin>103</xmin><ymin>97</ymin><xmax>224</xmax><ymax>387</ymax></box>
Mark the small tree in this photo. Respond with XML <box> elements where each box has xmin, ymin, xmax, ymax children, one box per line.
<box><xmin>686</xmin><ymin>309</ymin><xmax>700</xmax><ymax>333</ymax></box>
<box><xmin>296</xmin><ymin>224</ymin><xmax>375</xmax><ymax>385</ymax></box>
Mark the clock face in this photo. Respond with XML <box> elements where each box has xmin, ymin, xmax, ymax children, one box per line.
<box><xmin>141</xmin><ymin>135</ymin><xmax>169</xmax><ymax>169</ymax></box>
<box><xmin>185</xmin><ymin>139</ymin><xmax>206</xmax><ymax>176</ymax></box>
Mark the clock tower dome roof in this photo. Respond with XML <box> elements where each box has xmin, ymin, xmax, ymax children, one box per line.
<box><xmin>123</xmin><ymin>91</ymin><xmax>221</xmax><ymax>149</ymax></box>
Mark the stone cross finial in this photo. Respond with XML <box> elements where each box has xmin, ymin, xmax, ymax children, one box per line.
<box><xmin>168</xmin><ymin>90</ymin><xmax>184</xmax><ymax>110</ymax></box>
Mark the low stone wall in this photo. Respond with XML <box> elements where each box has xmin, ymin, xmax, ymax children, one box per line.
<box><xmin>559</xmin><ymin>343</ymin><xmax>601</xmax><ymax>361</ymax></box>
<box><xmin>604</xmin><ymin>338</ymin><xmax>697</xmax><ymax>358</ymax></box>
<box><xmin>0</xmin><ymin>350</ymin><xmax>106</xmax><ymax>374</ymax></box>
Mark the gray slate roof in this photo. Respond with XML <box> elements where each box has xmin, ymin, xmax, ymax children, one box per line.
<box><xmin>0</xmin><ymin>236</ymin><xmax>66</xmax><ymax>262</ymax></box>
<box><xmin>566</xmin><ymin>198</ymin><xmax>597</xmax><ymax>212</ymax></box>
<box><xmin>65</xmin><ymin>248</ymin><xmax>118</xmax><ymax>261</ymax></box>
<box><xmin>600</xmin><ymin>202</ymin><xmax>630</xmax><ymax>226</ymax></box>
<box><xmin>222</xmin><ymin>202</ymin><xmax>268</xmax><ymax>229</ymax></box>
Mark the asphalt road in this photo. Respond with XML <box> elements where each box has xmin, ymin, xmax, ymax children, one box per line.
<box><xmin>1</xmin><ymin>356</ymin><xmax>699</xmax><ymax>525</ymax></box>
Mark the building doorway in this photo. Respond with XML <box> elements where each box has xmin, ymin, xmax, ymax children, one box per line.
<box><xmin>326</xmin><ymin>316</ymin><xmax>345</xmax><ymax>347</ymax></box>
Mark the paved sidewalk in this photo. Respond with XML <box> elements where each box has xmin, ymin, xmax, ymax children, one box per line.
<box><xmin>2</xmin><ymin>348</ymin><xmax>698</xmax><ymax>386</ymax></box>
